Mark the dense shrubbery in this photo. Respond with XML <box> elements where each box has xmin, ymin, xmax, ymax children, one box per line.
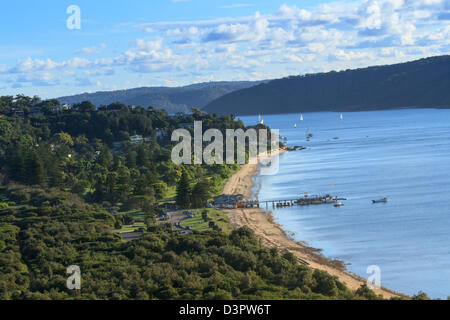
<box><xmin>0</xmin><ymin>198</ymin><xmax>376</xmax><ymax>300</ymax></box>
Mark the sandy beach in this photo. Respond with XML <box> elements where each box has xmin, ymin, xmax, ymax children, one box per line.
<box><xmin>222</xmin><ymin>149</ymin><xmax>401</xmax><ymax>299</ymax></box>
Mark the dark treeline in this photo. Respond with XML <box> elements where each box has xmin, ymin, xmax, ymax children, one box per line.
<box><xmin>57</xmin><ymin>81</ymin><xmax>265</xmax><ymax>114</ymax></box>
<box><xmin>205</xmin><ymin>55</ymin><xmax>450</xmax><ymax>115</ymax></box>
<box><xmin>0</xmin><ymin>95</ymin><xmax>425</xmax><ymax>300</ymax></box>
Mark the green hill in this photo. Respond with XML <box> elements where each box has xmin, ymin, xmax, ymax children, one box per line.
<box><xmin>58</xmin><ymin>81</ymin><xmax>265</xmax><ymax>114</ymax></box>
<box><xmin>204</xmin><ymin>55</ymin><xmax>450</xmax><ymax>116</ymax></box>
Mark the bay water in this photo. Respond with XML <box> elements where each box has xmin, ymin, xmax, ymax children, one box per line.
<box><xmin>240</xmin><ymin>109</ymin><xmax>450</xmax><ymax>298</ymax></box>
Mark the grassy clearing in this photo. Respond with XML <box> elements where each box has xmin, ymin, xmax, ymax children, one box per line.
<box><xmin>157</xmin><ymin>165</ymin><xmax>240</xmax><ymax>205</ymax></box>
<box><xmin>180</xmin><ymin>208</ymin><xmax>234</xmax><ymax>234</ymax></box>
<box><xmin>115</xmin><ymin>222</ymin><xmax>146</xmax><ymax>233</ymax></box>
<box><xmin>121</xmin><ymin>210</ymin><xmax>145</xmax><ymax>221</ymax></box>
<box><xmin>158</xmin><ymin>185</ymin><xmax>176</xmax><ymax>205</ymax></box>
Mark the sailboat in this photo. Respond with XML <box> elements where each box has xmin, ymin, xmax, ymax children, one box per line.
<box><xmin>300</xmin><ymin>114</ymin><xmax>304</xmax><ymax>121</ymax></box>
<box><xmin>339</xmin><ymin>113</ymin><xmax>343</xmax><ymax>121</ymax></box>
<box><xmin>258</xmin><ymin>114</ymin><xmax>261</xmax><ymax>122</ymax></box>
<box><xmin>294</xmin><ymin>123</ymin><xmax>297</xmax><ymax>128</ymax></box>
<box><xmin>260</xmin><ymin>119</ymin><xmax>264</xmax><ymax>125</ymax></box>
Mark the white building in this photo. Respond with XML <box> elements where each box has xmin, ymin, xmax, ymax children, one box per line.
<box><xmin>130</xmin><ymin>135</ymin><xmax>144</xmax><ymax>144</ymax></box>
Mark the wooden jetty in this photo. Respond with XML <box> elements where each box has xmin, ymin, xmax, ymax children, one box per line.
<box><xmin>246</xmin><ymin>194</ymin><xmax>347</xmax><ymax>209</ymax></box>
<box><xmin>214</xmin><ymin>193</ymin><xmax>347</xmax><ymax>209</ymax></box>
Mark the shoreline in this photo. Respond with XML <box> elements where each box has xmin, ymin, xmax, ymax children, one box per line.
<box><xmin>236</xmin><ymin>107</ymin><xmax>444</xmax><ymax>117</ymax></box>
<box><xmin>222</xmin><ymin>149</ymin><xmax>404</xmax><ymax>299</ymax></box>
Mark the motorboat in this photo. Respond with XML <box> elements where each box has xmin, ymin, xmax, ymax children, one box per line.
<box><xmin>372</xmin><ymin>197</ymin><xmax>388</xmax><ymax>203</ymax></box>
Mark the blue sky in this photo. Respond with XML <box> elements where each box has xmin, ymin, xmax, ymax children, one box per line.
<box><xmin>0</xmin><ymin>0</ymin><xmax>449</xmax><ymax>98</ymax></box>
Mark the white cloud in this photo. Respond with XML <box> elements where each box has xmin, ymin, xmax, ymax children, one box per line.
<box><xmin>2</xmin><ymin>0</ymin><xmax>450</xmax><ymax>93</ymax></box>
<box><xmin>379</xmin><ymin>47</ymin><xmax>406</xmax><ymax>57</ymax></box>
<box><xmin>202</xmin><ymin>12</ymin><xmax>269</xmax><ymax>43</ymax></box>
<box><xmin>329</xmin><ymin>49</ymin><xmax>376</xmax><ymax>61</ymax></box>
<box><xmin>76</xmin><ymin>43</ymin><xmax>106</xmax><ymax>55</ymax></box>
<box><xmin>135</xmin><ymin>38</ymin><xmax>163</xmax><ymax>51</ymax></box>
<box><xmin>215</xmin><ymin>43</ymin><xmax>237</xmax><ymax>53</ymax></box>
<box><xmin>277</xmin><ymin>4</ymin><xmax>312</xmax><ymax>20</ymax></box>
<box><xmin>284</xmin><ymin>54</ymin><xmax>303</xmax><ymax>63</ymax></box>
<box><xmin>166</xmin><ymin>27</ymin><xmax>198</xmax><ymax>37</ymax></box>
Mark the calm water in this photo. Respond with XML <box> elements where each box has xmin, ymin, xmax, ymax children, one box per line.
<box><xmin>240</xmin><ymin>109</ymin><xmax>450</xmax><ymax>299</ymax></box>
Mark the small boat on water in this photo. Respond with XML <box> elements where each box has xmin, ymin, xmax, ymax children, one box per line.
<box><xmin>334</xmin><ymin>202</ymin><xmax>344</xmax><ymax>207</ymax></box>
<box><xmin>300</xmin><ymin>114</ymin><xmax>304</xmax><ymax>121</ymax></box>
<box><xmin>339</xmin><ymin>113</ymin><xmax>343</xmax><ymax>121</ymax></box>
<box><xmin>372</xmin><ymin>197</ymin><xmax>388</xmax><ymax>203</ymax></box>
<box><xmin>294</xmin><ymin>123</ymin><xmax>297</xmax><ymax>128</ymax></box>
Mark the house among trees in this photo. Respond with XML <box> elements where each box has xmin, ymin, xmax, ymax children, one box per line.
<box><xmin>155</xmin><ymin>128</ymin><xmax>168</xmax><ymax>139</ymax></box>
<box><xmin>50</xmin><ymin>104</ymin><xmax>72</xmax><ymax>113</ymax></box>
<box><xmin>29</xmin><ymin>107</ymin><xmax>43</xmax><ymax>117</ymax></box>
<box><xmin>130</xmin><ymin>135</ymin><xmax>144</xmax><ymax>144</ymax></box>
<box><xmin>179</xmin><ymin>123</ymin><xmax>193</xmax><ymax>129</ymax></box>
<box><xmin>168</xmin><ymin>111</ymin><xmax>193</xmax><ymax>118</ymax></box>
<box><xmin>130</xmin><ymin>135</ymin><xmax>152</xmax><ymax>144</ymax></box>
<box><xmin>113</xmin><ymin>141</ymin><xmax>123</xmax><ymax>149</ymax></box>
<box><xmin>9</xmin><ymin>108</ymin><xmax>24</xmax><ymax>117</ymax></box>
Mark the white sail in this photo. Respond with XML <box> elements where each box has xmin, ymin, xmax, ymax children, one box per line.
<box><xmin>260</xmin><ymin>119</ymin><xmax>264</xmax><ymax>125</ymax></box>
<box><xmin>339</xmin><ymin>113</ymin><xmax>343</xmax><ymax>120</ymax></box>
<box><xmin>294</xmin><ymin>123</ymin><xmax>297</xmax><ymax>128</ymax></box>
<box><xmin>258</xmin><ymin>114</ymin><xmax>261</xmax><ymax>122</ymax></box>
<box><xmin>300</xmin><ymin>114</ymin><xmax>303</xmax><ymax>121</ymax></box>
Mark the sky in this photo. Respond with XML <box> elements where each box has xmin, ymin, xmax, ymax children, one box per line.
<box><xmin>0</xmin><ymin>0</ymin><xmax>449</xmax><ymax>99</ymax></box>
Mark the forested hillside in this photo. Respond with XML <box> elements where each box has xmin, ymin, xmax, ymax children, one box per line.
<box><xmin>58</xmin><ymin>81</ymin><xmax>264</xmax><ymax>114</ymax></box>
<box><xmin>0</xmin><ymin>95</ymin><xmax>403</xmax><ymax>300</ymax></box>
<box><xmin>205</xmin><ymin>55</ymin><xmax>450</xmax><ymax>115</ymax></box>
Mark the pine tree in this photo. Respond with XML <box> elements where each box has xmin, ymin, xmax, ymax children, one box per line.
<box><xmin>136</xmin><ymin>145</ymin><xmax>149</xmax><ymax>167</ymax></box>
<box><xmin>143</xmin><ymin>198</ymin><xmax>156</xmax><ymax>227</ymax></box>
<box><xmin>25</xmin><ymin>152</ymin><xmax>45</xmax><ymax>186</ymax></box>
<box><xmin>97</xmin><ymin>147</ymin><xmax>113</xmax><ymax>169</ymax></box>
<box><xmin>116</xmin><ymin>166</ymin><xmax>131</xmax><ymax>200</ymax></box>
<box><xmin>93</xmin><ymin>175</ymin><xmax>106</xmax><ymax>201</ymax></box>
<box><xmin>191</xmin><ymin>179</ymin><xmax>211</xmax><ymax>208</ymax></box>
<box><xmin>176</xmin><ymin>170</ymin><xmax>191</xmax><ymax>209</ymax></box>
<box><xmin>9</xmin><ymin>148</ymin><xmax>26</xmax><ymax>183</ymax></box>
<box><xmin>47</xmin><ymin>157</ymin><xmax>63</xmax><ymax>187</ymax></box>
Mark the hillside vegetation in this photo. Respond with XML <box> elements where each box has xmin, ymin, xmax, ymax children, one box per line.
<box><xmin>58</xmin><ymin>81</ymin><xmax>264</xmax><ymax>114</ymax></box>
<box><xmin>205</xmin><ymin>55</ymin><xmax>450</xmax><ymax>115</ymax></box>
